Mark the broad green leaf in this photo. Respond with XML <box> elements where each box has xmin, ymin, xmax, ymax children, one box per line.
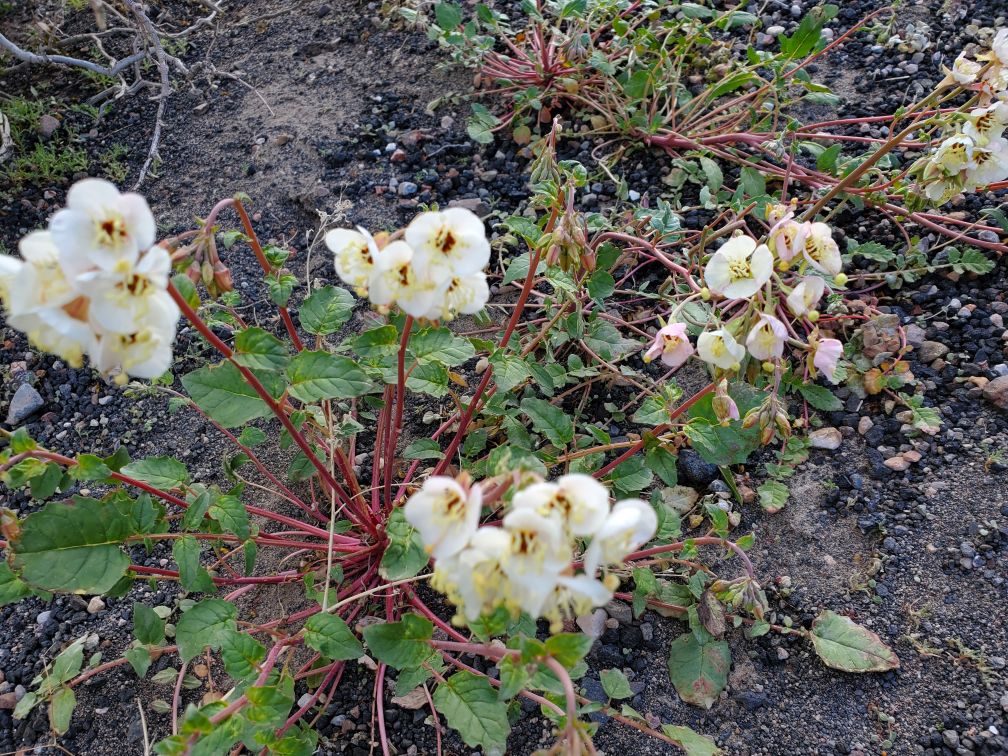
<box><xmin>684</xmin><ymin>420</ymin><xmax>760</xmax><ymax>466</ymax></box>
<box><xmin>238</xmin><ymin>427</ymin><xmax>267</xmax><ymax>447</ymax></box>
<box><xmin>72</xmin><ymin>454</ymin><xmax>112</xmax><ymax>482</ymax></box>
<box><xmin>49</xmin><ymin>687</ymin><xmax>76</xmax><ymax>735</ymax></box>
<box><xmin>405</xmin><ymin>361</ymin><xmax>449</xmax><ymax>397</ymax></box>
<box><xmin>410</xmin><ymin>327</ymin><xmax>476</xmax><ymax>366</ymax></box>
<box><xmin>0</xmin><ymin>562</ymin><xmax>33</xmax><ymax>606</ymax></box>
<box><xmin>502</xmin><ymin>251</ymin><xmax>534</xmax><ymax>285</ymax></box>
<box><xmin>545</xmin><ymin>633</ymin><xmax>593</xmax><ymax>668</ymax></box>
<box><xmin>246</xmin><ymin>674</ymin><xmax>294</xmax><ymax>728</ymax></box>
<box><xmin>666</xmin><ymin>633</ymin><xmax>730</xmax><ymax>709</ymax></box>
<box><xmin>10</xmin><ymin>497</ymin><xmax>134</xmax><ymax>594</ymax></box>
<box><xmin>645</xmin><ymin>443</ymin><xmax>678</xmax><ymax>487</ymax></box>
<box><xmin>287</xmin><ymin>351</ymin><xmax>373</xmax><ymax>402</ymax></box>
<box><xmin>402</xmin><ymin>439</ymin><xmax>445</xmax><ymax>460</ymax></box>
<box><xmin>175</xmin><ymin>600</ymin><xmax>238</xmax><ymax>663</ymax></box>
<box><xmin>815</xmin><ymin>143</ymin><xmax>842</xmax><ymax>173</ymax></box>
<box><xmin>208</xmin><ymin>494</ymin><xmax>250</xmax><ymax>540</ymax></box>
<box><xmin>378</xmin><ymin>507</ymin><xmax>428</xmax><ymax>581</ymax></box>
<box><xmin>121</xmin><ymin>457</ymin><xmax>189</xmax><ymax>490</ymax></box>
<box><xmin>125</xmin><ymin>647</ymin><xmax>153</xmax><ymax>678</ymax></box>
<box><xmin>586</xmin><ymin>270</ymin><xmax>615</xmax><ymax>303</ymax></box>
<box><xmin>172</xmin><ymin>536</ymin><xmax>216</xmax><ymax>594</ymax></box>
<box><xmin>698</xmin><ymin>156</ymin><xmax>723</xmax><ymax>193</ymax></box>
<box><xmin>182</xmin><ymin>362</ymin><xmax>272</xmax><ymax>428</ymax></box>
<box><xmin>489</xmin><ymin>352</ymin><xmax>529</xmax><ymax>392</ymax></box>
<box><xmin>520</xmin><ymin>397</ymin><xmax>574</xmax><ymax>447</ymax></box>
<box><xmin>303</xmin><ymin>613</ymin><xmax>364</xmax><ymax>660</ymax></box>
<box><xmin>299</xmin><ymin>286</ymin><xmax>355</xmax><ymax>335</ymax></box>
<box><xmin>661</xmin><ymin>724</ymin><xmax>723</xmax><ymax>756</ymax></box>
<box><xmin>352</xmin><ymin>325</ymin><xmax>399</xmax><ymax>360</ymax></box>
<box><xmin>233</xmin><ymin>328</ymin><xmax>290</xmax><ymax>371</ymax></box>
<box><xmin>798</xmin><ymin>384</ymin><xmax>842</xmax><ymax>411</ymax></box>
<box><xmin>434</xmin><ymin>1</ymin><xmax>462</xmax><ymax>28</ymax></box>
<box><xmin>29</xmin><ymin>463</ymin><xmax>64</xmax><ymax>499</ymax></box>
<box><xmin>362</xmin><ymin>614</ymin><xmax>434</xmax><ymax>669</ymax></box>
<box><xmin>757</xmin><ymin>480</ymin><xmax>789</xmax><ymax>513</ymax></box>
<box><xmin>266</xmin><ymin>273</ymin><xmax>296</xmax><ymax>307</ymax></box>
<box><xmin>810</xmin><ymin>611</ymin><xmax>899</xmax><ymax>672</ymax></box>
<box><xmin>604</xmin><ymin>455</ymin><xmax>653</xmax><ymax>498</ymax></box>
<box><xmin>600</xmin><ymin>668</ymin><xmax>633</xmax><ymax>700</ymax></box>
<box><xmin>133</xmin><ymin>603</ymin><xmax>166</xmax><ymax>646</ymax></box>
<box><xmin>432</xmin><ymin>671</ymin><xmax>510</xmax><ymax>754</ymax></box>
<box><xmin>220</xmin><ymin>631</ymin><xmax>266</xmax><ymax>682</ymax></box>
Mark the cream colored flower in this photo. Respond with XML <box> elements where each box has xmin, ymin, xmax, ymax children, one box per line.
<box><xmin>368</xmin><ymin>240</ymin><xmax>439</xmax><ymax>318</ymax></box>
<box><xmin>404</xmin><ymin>476</ymin><xmax>482</xmax><ymax>561</ymax></box>
<box><xmin>404</xmin><ymin>208</ymin><xmax>490</xmax><ymax>285</ymax></box>
<box><xmin>511</xmin><ymin>474</ymin><xmax>610</xmax><ymax>537</ymax></box>
<box><xmin>964</xmin><ymin>103</ymin><xmax>1008</xmax><ymax>146</ymax></box>
<box><xmin>89</xmin><ymin>290</ymin><xmax>178</xmax><ymax>379</ymax></box>
<box><xmin>326</xmin><ymin>227</ymin><xmax>378</xmax><ymax>295</ymax></box>
<box><xmin>798</xmin><ymin>222</ymin><xmax>843</xmax><ymax>276</ymax></box>
<box><xmin>423</xmin><ymin>272</ymin><xmax>490</xmax><ymax>321</ymax></box>
<box><xmin>582</xmin><ymin>499</ymin><xmax>657</xmax><ymax>575</ymax></box>
<box><xmin>786</xmin><ymin>276</ymin><xmax>826</xmax><ymax>317</ymax></box>
<box><xmin>80</xmin><ymin>245</ymin><xmax>173</xmax><ymax>334</ymax></box>
<box><xmin>697</xmin><ymin>328</ymin><xmax>745</xmax><ymax>371</ymax></box>
<box><xmin>947</xmin><ymin>54</ymin><xmax>982</xmax><ymax>85</ymax></box>
<box><xmin>745</xmin><ymin>314</ymin><xmax>787</xmax><ymax>361</ymax></box>
<box><xmin>703</xmin><ymin>236</ymin><xmax>773</xmax><ymax>299</ymax></box>
<box><xmin>501</xmin><ymin>507</ymin><xmax>571</xmax><ymax>617</ymax></box>
<box><xmin>967</xmin><ymin>137</ymin><xmax>1008</xmax><ymax>186</ymax></box>
<box><xmin>431</xmin><ymin>526</ymin><xmax>512</xmax><ymax>622</ymax></box>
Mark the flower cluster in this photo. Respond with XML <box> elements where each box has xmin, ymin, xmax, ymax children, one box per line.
<box><xmin>646</xmin><ymin>213</ymin><xmax>844</xmax><ymax>383</ymax></box>
<box><xmin>325</xmin><ymin>207</ymin><xmax>490</xmax><ymax>321</ymax></box>
<box><xmin>920</xmin><ymin>31</ymin><xmax>1008</xmax><ymax>204</ymax></box>
<box><xmin>0</xmin><ymin>179</ymin><xmax>178</xmax><ymax>381</ymax></box>
<box><xmin>404</xmin><ymin>474</ymin><xmax>657</xmax><ymax>630</ymax></box>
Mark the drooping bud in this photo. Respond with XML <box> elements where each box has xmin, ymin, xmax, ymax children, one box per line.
<box><xmin>212</xmin><ymin>262</ymin><xmax>234</xmax><ymax>293</ymax></box>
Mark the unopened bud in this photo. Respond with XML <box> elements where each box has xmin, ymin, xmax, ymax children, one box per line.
<box><xmin>762</xmin><ymin>361</ymin><xmax>775</xmax><ymax>373</ymax></box>
<box><xmin>807</xmin><ymin>309</ymin><xmax>820</xmax><ymax>322</ymax></box>
<box><xmin>700</xmin><ymin>287</ymin><xmax>711</xmax><ymax>301</ymax></box>
<box><xmin>833</xmin><ymin>272</ymin><xmax>848</xmax><ymax>287</ymax></box>
<box><xmin>186</xmin><ymin>262</ymin><xmax>201</xmax><ymax>284</ymax></box>
<box><xmin>212</xmin><ymin>262</ymin><xmax>234</xmax><ymax>293</ymax></box>
<box><xmin>201</xmin><ymin>260</ymin><xmax>215</xmax><ymax>287</ymax></box>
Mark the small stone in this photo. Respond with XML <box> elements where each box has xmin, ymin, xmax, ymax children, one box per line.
<box><xmin>982</xmin><ymin>376</ymin><xmax>1008</xmax><ymax>410</ymax></box>
<box><xmin>5</xmin><ymin>383</ymin><xmax>44</xmax><ymax>424</ymax></box>
<box><xmin>87</xmin><ymin>596</ymin><xmax>106</xmax><ymax>614</ymax></box>
<box><xmin>809</xmin><ymin>427</ymin><xmax>842</xmax><ymax>450</ymax></box>
<box><xmin>678</xmin><ymin>450</ymin><xmax>718</xmax><ymax>486</ymax></box>
<box><xmin>0</xmin><ymin>693</ymin><xmax>17</xmax><ymax>710</ymax></box>
<box><xmin>604</xmin><ymin>601</ymin><xmax>633</xmax><ymax>625</ymax></box>
<box><xmin>883</xmin><ymin>456</ymin><xmax>910</xmax><ymax>472</ymax></box>
<box><xmin>447</xmin><ymin>197</ymin><xmax>489</xmax><ymax>215</ymax></box>
<box><xmin>38</xmin><ymin>114</ymin><xmax>60</xmax><ymax>138</ymax></box>
<box><xmin>390</xmin><ymin>148</ymin><xmax>407</xmax><ymax>163</ymax></box>
<box><xmin>905</xmin><ymin>324</ymin><xmax>926</xmax><ymax>345</ymax></box>
<box><xmin>943</xmin><ymin>731</ymin><xmax>960</xmax><ymax>749</ymax></box>
<box><xmin>858</xmin><ymin>417</ymin><xmax>874</xmax><ymax>435</ymax></box>
<box><xmin>766</xmin><ymin>25</ymin><xmax>786</xmax><ymax>36</ymax></box>
<box><xmin>576</xmin><ymin>610</ymin><xmax>606</xmax><ymax>639</ymax></box>
<box><xmin>397</xmin><ymin>181</ymin><xmax>418</xmax><ymax>197</ymax></box>
<box><xmin>36</xmin><ymin>611</ymin><xmax>52</xmax><ymax>625</ymax></box>
<box><xmin>627</xmin><ymin>189</ymin><xmax>641</xmax><ymax>201</ymax></box>
<box><xmin>917</xmin><ymin>341</ymin><xmax>949</xmax><ymax>363</ymax></box>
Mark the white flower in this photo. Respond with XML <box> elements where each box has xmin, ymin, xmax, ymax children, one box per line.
<box><xmin>326</xmin><ymin>227</ymin><xmax>379</xmax><ymax>295</ymax></box>
<box><xmin>404</xmin><ymin>476</ymin><xmax>482</xmax><ymax>561</ymax></box>
<box><xmin>932</xmin><ymin>134</ymin><xmax>975</xmax><ymax>174</ymax></box>
<box><xmin>745</xmin><ymin>314</ymin><xmax>787</xmax><ymax>361</ymax></box>
<box><xmin>767</xmin><ymin>219</ymin><xmax>802</xmax><ymax>268</ymax></box>
<box><xmin>703</xmin><ymin>236</ymin><xmax>773</xmax><ymax>299</ymax></box>
<box><xmin>921</xmin><ymin>160</ymin><xmax>962</xmax><ymax>204</ymax></box>
<box><xmin>49</xmin><ymin>178</ymin><xmax>156</xmax><ymax>280</ymax></box>
<box><xmin>79</xmin><ymin>245</ymin><xmax>173</xmax><ymax>334</ymax></box>
<box><xmin>501</xmin><ymin>507</ymin><xmax>571</xmax><ymax>617</ymax></box>
<box><xmin>582</xmin><ymin>499</ymin><xmax>657</xmax><ymax>575</ymax></box>
<box><xmin>89</xmin><ymin>290</ymin><xmax>178</xmax><ymax>380</ymax></box>
<box><xmin>947</xmin><ymin>53</ymin><xmax>982</xmax><ymax>84</ymax></box>
<box><xmin>368</xmin><ymin>240</ymin><xmax>439</xmax><ymax>318</ymax></box>
<box><xmin>967</xmin><ymin>137</ymin><xmax>1008</xmax><ymax>186</ymax></box>
<box><xmin>1</xmin><ymin>232</ymin><xmax>93</xmax><ymax>367</ymax></box>
<box><xmin>543</xmin><ymin>574</ymin><xmax>615</xmax><ymax>629</ymax></box>
<box><xmin>424</xmin><ymin>272</ymin><xmax>490</xmax><ymax>321</ymax></box>
<box><xmin>786</xmin><ymin>276</ymin><xmax>826</xmax><ymax>317</ymax></box>
<box><xmin>404</xmin><ymin>208</ymin><xmax>490</xmax><ymax>285</ymax></box>
<box><xmin>432</xmin><ymin>526</ymin><xmax>512</xmax><ymax>622</ymax></box>
<box><xmin>963</xmin><ymin>103</ymin><xmax>1008</xmax><ymax>146</ymax></box>
<box><xmin>992</xmin><ymin>28</ymin><xmax>1008</xmax><ymax>66</ymax></box>
<box><xmin>511</xmin><ymin>474</ymin><xmax>610</xmax><ymax>537</ymax></box>
<box><xmin>797</xmin><ymin>221</ymin><xmax>843</xmax><ymax>276</ymax></box>
<box><xmin>697</xmin><ymin>328</ymin><xmax>745</xmax><ymax>371</ymax></box>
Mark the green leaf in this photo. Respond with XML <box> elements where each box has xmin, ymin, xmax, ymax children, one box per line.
<box><xmin>378</xmin><ymin>507</ymin><xmax>428</xmax><ymax>581</ymax></box>
<box><xmin>410</xmin><ymin>327</ymin><xmax>475</xmax><ymax>366</ymax></box>
<box><xmin>661</xmin><ymin>724</ymin><xmax>723</xmax><ymax>756</ymax></box>
<box><xmin>49</xmin><ymin>687</ymin><xmax>76</xmax><ymax>735</ymax></box>
<box><xmin>698</xmin><ymin>156</ymin><xmax>723</xmax><ymax>193</ymax></box>
<box><xmin>175</xmin><ymin>600</ymin><xmax>238</xmax><ymax>663</ymax></box>
<box><xmin>121</xmin><ymin>457</ymin><xmax>190</xmax><ymax>490</ymax></box>
<box><xmin>586</xmin><ymin>270</ymin><xmax>615</xmax><ymax>304</ymax></box>
<box><xmin>30</xmin><ymin>463</ymin><xmax>64</xmax><ymax>499</ymax></box>
<box><xmin>810</xmin><ymin>611</ymin><xmax>900</xmax><ymax>672</ymax></box>
<box><xmin>604</xmin><ymin>455</ymin><xmax>653</xmax><ymax>498</ymax></box>
<box><xmin>171</xmin><ymin>273</ymin><xmax>200</xmax><ymax>308</ymax></box>
<box><xmin>757</xmin><ymin>480</ymin><xmax>788</xmax><ymax>513</ymax></box>
<box><xmin>798</xmin><ymin>384</ymin><xmax>843</xmax><ymax>411</ymax></box>
<box><xmin>13</xmin><ymin>691</ymin><xmax>38</xmax><ymax>720</ymax></box>
<box><xmin>0</xmin><ymin>562</ymin><xmax>34</xmax><ymax>606</ymax></box>
<box><xmin>362</xmin><ymin>614</ymin><xmax>434</xmax><ymax>669</ymax></box>
<box><xmin>520</xmin><ymin>398</ymin><xmax>574</xmax><ymax>447</ymax></box>
<box><xmin>815</xmin><ymin>143</ymin><xmax>842</xmax><ymax>173</ymax></box>
<box><xmin>220</xmin><ymin>631</ymin><xmax>266</xmax><ymax>682</ymax></box>
<box><xmin>299</xmin><ymin>286</ymin><xmax>355</xmax><ymax>335</ymax></box>
<box><xmin>181</xmin><ymin>489</ymin><xmax>212</xmax><ymax>531</ymax></box>
<box><xmin>266</xmin><ymin>273</ymin><xmax>297</xmax><ymax>307</ymax></box>
<box><xmin>133</xmin><ymin>603</ymin><xmax>165</xmax><ymax>646</ymax></box>
<box><xmin>72</xmin><ymin>454</ymin><xmax>112</xmax><ymax>482</ymax></box>
<box><xmin>238</xmin><ymin>427</ymin><xmax>267</xmax><ymax>447</ymax></box>
<box><xmin>208</xmin><ymin>494</ymin><xmax>250</xmax><ymax>540</ymax></box>
<box><xmin>10</xmin><ymin>497</ymin><xmax>134</xmax><ymax>594</ymax></box>
<box><xmin>489</xmin><ymin>352</ymin><xmax>529</xmax><ymax>392</ymax></box>
<box><xmin>352</xmin><ymin>325</ymin><xmax>399</xmax><ymax>360</ymax></box>
<box><xmin>405</xmin><ymin>361</ymin><xmax>449</xmax><ymax>397</ymax></box>
<box><xmin>780</xmin><ymin>5</ymin><xmax>834</xmax><ymax>59</ymax></box>
<box><xmin>287</xmin><ymin>351</ymin><xmax>373</xmax><ymax>402</ymax></box>
<box><xmin>739</xmin><ymin>166</ymin><xmax>765</xmax><ymax>198</ymax></box>
<box><xmin>402</xmin><ymin>439</ymin><xmax>445</xmax><ymax>460</ymax></box>
<box><xmin>545</xmin><ymin>633</ymin><xmax>593</xmax><ymax>668</ymax></box>
<box><xmin>246</xmin><ymin>674</ymin><xmax>295</xmax><ymax>729</ymax></box>
<box><xmin>304</xmin><ymin>613</ymin><xmax>364</xmax><ymax>660</ymax></box>
<box><xmin>684</xmin><ymin>420</ymin><xmax>760</xmax><ymax>466</ymax></box>
<box><xmin>666</xmin><ymin>633</ymin><xmax>730</xmax><ymax>709</ymax></box>
<box><xmin>233</xmin><ymin>328</ymin><xmax>290</xmax><ymax>371</ymax></box>
<box><xmin>172</xmin><ymin>536</ymin><xmax>216</xmax><ymax>594</ymax></box>
<box><xmin>432</xmin><ymin>671</ymin><xmax>510</xmax><ymax>753</ymax></box>
<box><xmin>502</xmin><ymin>251</ymin><xmax>534</xmax><ymax>286</ymax></box>
<box><xmin>125</xmin><ymin>647</ymin><xmax>153</xmax><ymax>678</ymax></box>
<box><xmin>849</xmin><ymin>241</ymin><xmax>894</xmax><ymax>262</ymax></box>
<box><xmin>434</xmin><ymin>1</ymin><xmax>462</xmax><ymax>28</ymax></box>
<box><xmin>600</xmin><ymin>668</ymin><xmax>633</xmax><ymax>700</ymax></box>
<box><xmin>644</xmin><ymin>443</ymin><xmax>678</xmax><ymax>487</ymax></box>
<box><xmin>182</xmin><ymin>362</ymin><xmax>272</xmax><ymax>428</ymax></box>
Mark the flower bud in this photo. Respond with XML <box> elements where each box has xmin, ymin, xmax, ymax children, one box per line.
<box><xmin>807</xmin><ymin>309</ymin><xmax>820</xmax><ymax>322</ymax></box>
<box><xmin>201</xmin><ymin>260</ymin><xmax>215</xmax><ymax>288</ymax></box>
<box><xmin>186</xmin><ymin>261</ymin><xmax>201</xmax><ymax>284</ymax></box>
<box><xmin>762</xmin><ymin>360</ymin><xmax>775</xmax><ymax>373</ymax></box>
<box><xmin>833</xmin><ymin>272</ymin><xmax>848</xmax><ymax>287</ymax></box>
<box><xmin>212</xmin><ymin>262</ymin><xmax>234</xmax><ymax>293</ymax></box>
<box><xmin>700</xmin><ymin>287</ymin><xmax>711</xmax><ymax>301</ymax></box>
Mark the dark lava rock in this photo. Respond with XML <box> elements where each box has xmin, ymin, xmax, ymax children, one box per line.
<box><xmin>678</xmin><ymin>449</ymin><xmax>718</xmax><ymax>486</ymax></box>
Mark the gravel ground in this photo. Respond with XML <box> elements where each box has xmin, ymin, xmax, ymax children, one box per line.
<box><xmin>2</xmin><ymin>0</ymin><xmax>1008</xmax><ymax>754</ymax></box>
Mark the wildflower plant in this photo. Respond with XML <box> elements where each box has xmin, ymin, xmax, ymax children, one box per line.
<box><xmin>6</xmin><ymin>6</ymin><xmax>999</xmax><ymax>753</ymax></box>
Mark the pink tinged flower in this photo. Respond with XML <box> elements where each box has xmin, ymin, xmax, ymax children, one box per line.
<box><xmin>712</xmin><ymin>379</ymin><xmax>739</xmax><ymax>423</ymax></box>
<box><xmin>703</xmin><ymin>236</ymin><xmax>773</xmax><ymax>299</ymax></box>
<box><xmin>49</xmin><ymin>178</ymin><xmax>155</xmax><ymax>280</ymax></box>
<box><xmin>786</xmin><ymin>275</ymin><xmax>826</xmax><ymax>317</ymax></box>
<box><xmin>745</xmin><ymin>314</ymin><xmax>787</xmax><ymax>361</ymax></box>
<box><xmin>799</xmin><ymin>222</ymin><xmax>843</xmax><ymax>276</ymax></box>
<box><xmin>643</xmin><ymin>321</ymin><xmax>693</xmax><ymax>369</ymax></box>
<box><xmin>812</xmin><ymin>338</ymin><xmax>843</xmax><ymax>383</ymax></box>
<box><xmin>768</xmin><ymin>218</ymin><xmax>802</xmax><ymax>267</ymax></box>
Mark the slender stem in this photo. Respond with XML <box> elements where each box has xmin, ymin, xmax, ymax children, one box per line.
<box><xmin>384</xmin><ymin>316</ymin><xmax>414</xmax><ymax>507</ymax></box>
